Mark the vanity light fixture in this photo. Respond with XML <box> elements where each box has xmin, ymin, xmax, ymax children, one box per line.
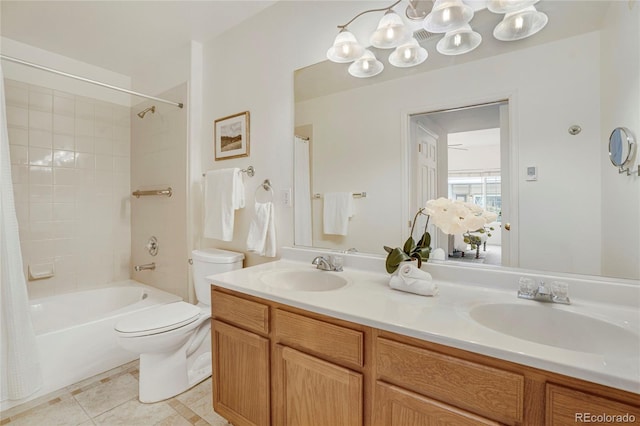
<box><xmin>328</xmin><ymin>0</ymin><xmax>549</xmax><ymax>78</ymax></box>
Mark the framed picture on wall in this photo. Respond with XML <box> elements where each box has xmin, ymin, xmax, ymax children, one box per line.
<box><xmin>214</xmin><ymin>111</ymin><xmax>250</xmax><ymax>161</ymax></box>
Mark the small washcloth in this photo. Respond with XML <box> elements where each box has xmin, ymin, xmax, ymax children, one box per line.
<box><xmin>323</xmin><ymin>192</ymin><xmax>354</xmax><ymax>235</ymax></box>
<box><xmin>203</xmin><ymin>168</ymin><xmax>245</xmax><ymax>241</ymax></box>
<box><xmin>246</xmin><ymin>201</ymin><xmax>276</xmax><ymax>257</ymax></box>
<box><xmin>389</xmin><ymin>263</ymin><xmax>438</xmax><ymax>296</ymax></box>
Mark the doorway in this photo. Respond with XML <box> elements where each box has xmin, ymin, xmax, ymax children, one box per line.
<box><xmin>409</xmin><ymin>100</ymin><xmax>512</xmax><ymax>267</ymax></box>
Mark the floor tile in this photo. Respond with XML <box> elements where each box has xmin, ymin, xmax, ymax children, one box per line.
<box><xmin>91</xmin><ymin>399</ymin><xmax>176</xmax><ymax>426</ymax></box>
<box><xmin>6</xmin><ymin>395</ymin><xmax>90</xmax><ymax>426</ymax></box>
<box><xmin>73</xmin><ymin>373</ymin><xmax>139</xmax><ymax>418</ymax></box>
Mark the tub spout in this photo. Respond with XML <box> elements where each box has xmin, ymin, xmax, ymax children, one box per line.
<box><xmin>134</xmin><ymin>263</ymin><xmax>156</xmax><ymax>272</ymax></box>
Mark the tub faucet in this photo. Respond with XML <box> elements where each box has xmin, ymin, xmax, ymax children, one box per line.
<box><xmin>517</xmin><ymin>278</ymin><xmax>570</xmax><ymax>304</ymax></box>
<box><xmin>134</xmin><ymin>262</ymin><xmax>156</xmax><ymax>272</ymax></box>
<box><xmin>311</xmin><ymin>256</ymin><xmax>343</xmax><ymax>272</ymax></box>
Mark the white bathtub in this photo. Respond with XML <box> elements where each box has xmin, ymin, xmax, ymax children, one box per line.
<box><xmin>1</xmin><ymin>280</ymin><xmax>181</xmax><ymax>411</ymax></box>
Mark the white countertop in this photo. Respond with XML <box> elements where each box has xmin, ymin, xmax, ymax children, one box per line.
<box><xmin>209</xmin><ymin>257</ymin><xmax>640</xmax><ymax>394</ymax></box>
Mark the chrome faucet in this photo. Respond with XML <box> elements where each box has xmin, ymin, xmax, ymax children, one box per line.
<box><xmin>517</xmin><ymin>278</ymin><xmax>570</xmax><ymax>304</ymax></box>
<box><xmin>134</xmin><ymin>262</ymin><xmax>156</xmax><ymax>272</ymax></box>
<box><xmin>311</xmin><ymin>256</ymin><xmax>343</xmax><ymax>272</ymax></box>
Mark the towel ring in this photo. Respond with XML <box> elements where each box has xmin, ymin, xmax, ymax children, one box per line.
<box><xmin>255</xmin><ymin>179</ymin><xmax>274</xmax><ymax>202</ymax></box>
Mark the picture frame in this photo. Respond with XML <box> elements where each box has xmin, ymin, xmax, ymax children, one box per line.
<box><xmin>214</xmin><ymin>111</ymin><xmax>250</xmax><ymax>161</ymax></box>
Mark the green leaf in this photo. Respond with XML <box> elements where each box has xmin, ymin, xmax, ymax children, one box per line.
<box><xmin>403</xmin><ymin>236</ymin><xmax>416</xmax><ymax>254</ymax></box>
<box><xmin>416</xmin><ymin>231</ymin><xmax>431</xmax><ymax>248</ymax></box>
<box><xmin>383</xmin><ymin>246</ymin><xmax>393</xmax><ymax>254</ymax></box>
<box><xmin>412</xmin><ymin>247</ymin><xmax>431</xmax><ymax>261</ymax></box>
<box><xmin>385</xmin><ymin>247</ymin><xmax>411</xmax><ymax>274</ymax></box>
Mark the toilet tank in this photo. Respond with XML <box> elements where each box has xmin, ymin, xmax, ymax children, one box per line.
<box><xmin>191</xmin><ymin>248</ymin><xmax>244</xmax><ymax>306</ymax></box>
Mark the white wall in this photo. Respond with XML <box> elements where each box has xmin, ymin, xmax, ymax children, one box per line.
<box><xmin>200</xmin><ymin>1</ymin><xmax>369</xmax><ymax>266</ymax></box>
<box><xmin>600</xmin><ymin>1</ymin><xmax>640</xmax><ymax>280</ymax></box>
<box><xmin>296</xmin><ymin>32</ymin><xmax>602</xmax><ymax>275</ymax></box>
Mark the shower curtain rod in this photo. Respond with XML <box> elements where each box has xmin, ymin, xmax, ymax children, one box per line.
<box><xmin>0</xmin><ymin>54</ymin><xmax>184</xmax><ymax>109</ymax></box>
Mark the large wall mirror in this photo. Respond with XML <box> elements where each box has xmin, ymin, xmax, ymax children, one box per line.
<box><xmin>294</xmin><ymin>0</ymin><xmax>639</xmax><ymax>280</ymax></box>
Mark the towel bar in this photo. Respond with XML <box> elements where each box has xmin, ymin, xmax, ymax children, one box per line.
<box><xmin>202</xmin><ymin>166</ymin><xmax>255</xmax><ymax>178</ymax></box>
<box><xmin>132</xmin><ymin>188</ymin><xmax>172</xmax><ymax>198</ymax></box>
<box><xmin>313</xmin><ymin>192</ymin><xmax>366</xmax><ymax>199</ymax></box>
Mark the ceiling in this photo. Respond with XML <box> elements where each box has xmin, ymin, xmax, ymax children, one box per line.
<box><xmin>0</xmin><ymin>0</ymin><xmax>277</xmax><ymax>77</ymax></box>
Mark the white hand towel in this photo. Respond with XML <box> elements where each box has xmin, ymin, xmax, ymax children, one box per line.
<box><xmin>389</xmin><ymin>263</ymin><xmax>438</xmax><ymax>296</ymax></box>
<box><xmin>247</xmin><ymin>201</ymin><xmax>276</xmax><ymax>257</ymax></box>
<box><xmin>203</xmin><ymin>168</ymin><xmax>245</xmax><ymax>241</ymax></box>
<box><xmin>323</xmin><ymin>192</ymin><xmax>354</xmax><ymax>235</ymax></box>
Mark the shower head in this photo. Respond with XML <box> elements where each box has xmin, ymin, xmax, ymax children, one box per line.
<box><xmin>137</xmin><ymin>105</ymin><xmax>155</xmax><ymax>119</ymax></box>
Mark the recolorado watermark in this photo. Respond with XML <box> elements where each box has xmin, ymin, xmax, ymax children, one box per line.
<box><xmin>575</xmin><ymin>412</ymin><xmax>636</xmax><ymax>423</ymax></box>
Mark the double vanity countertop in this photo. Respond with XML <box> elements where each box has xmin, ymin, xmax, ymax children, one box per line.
<box><xmin>209</xmin><ymin>256</ymin><xmax>640</xmax><ymax>395</ymax></box>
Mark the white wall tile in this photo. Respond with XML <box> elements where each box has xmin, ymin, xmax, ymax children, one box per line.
<box><xmin>11</xmin><ymin>165</ymin><xmax>29</xmax><ymax>184</ymax></box>
<box><xmin>54</xmin><ymin>168</ymin><xmax>76</xmax><ymax>185</ymax></box>
<box><xmin>29</xmin><ymin>166</ymin><xmax>53</xmax><ymax>185</ymax></box>
<box><xmin>54</xmin><ymin>95</ymin><xmax>75</xmax><ymax>116</ymax></box>
<box><xmin>28</xmin><ymin>147</ymin><xmax>52</xmax><ymax>166</ymax></box>
<box><xmin>5</xmin><ymin>84</ymin><xmax>28</xmax><ymax>108</ymax></box>
<box><xmin>75</xmin><ymin>118</ymin><xmax>94</xmax><ymax>137</ymax></box>
<box><xmin>53</xmin><ymin>150</ymin><xmax>76</xmax><ymax>168</ymax></box>
<box><xmin>53</xmin><ymin>203</ymin><xmax>75</xmax><ymax>221</ymax></box>
<box><xmin>10</xmin><ymin>144</ymin><xmax>29</xmax><ymax>165</ymax></box>
<box><xmin>8</xmin><ymin>127</ymin><xmax>29</xmax><ymax>146</ymax></box>
<box><xmin>30</xmin><ymin>202</ymin><xmax>52</xmax><ymax>222</ymax></box>
<box><xmin>75</xmin><ymin>99</ymin><xmax>94</xmax><ymax>119</ymax></box>
<box><xmin>6</xmin><ymin>106</ymin><xmax>28</xmax><ymax>127</ymax></box>
<box><xmin>54</xmin><ymin>185</ymin><xmax>76</xmax><ymax>203</ymax></box>
<box><xmin>54</xmin><ymin>114</ymin><xmax>75</xmax><ymax>135</ymax></box>
<box><xmin>29</xmin><ymin>91</ymin><xmax>53</xmax><ymax>112</ymax></box>
<box><xmin>29</xmin><ymin>110</ymin><xmax>52</xmax><ymax>131</ymax></box>
<box><xmin>94</xmin><ymin>137</ymin><xmax>112</xmax><ymax>155</ymax></box>
<box><xmin>29</xmin><ymin>129</ymin><xmax>52</xmax><ymax>148</ymax></box>
<box><xmin>95</xmin><ymin>154</ymin><xmax>113</xmax><ymax>171</ymax></box>
<box><xmin>53</xmin><ymin>133</ymin><xmax>75</xmax><ymax>151</ymax></box>
<box><xmin>30</xmin><ymin>185</ymin><xmax>53</xmax><ymax>203</ymax></box>
<box><xmin>75</xmin><ymin>152</ymin><xmax>95</xmax><ymax>169</ymax></box>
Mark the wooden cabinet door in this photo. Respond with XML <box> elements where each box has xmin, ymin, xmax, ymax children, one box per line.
<box><xmin>212</xmin><ymin>320</ymin><xmax>270</xmax><ymax>426</ymax></box>
<box><xmin>373</xmin><ymin>382</ymin><xmax>501</xmax><ymax>426</ymax></box>
<box><xmin>274</xmin><ymin>345</ymin><xmax>363</xmax><ymax>426</ymax></box>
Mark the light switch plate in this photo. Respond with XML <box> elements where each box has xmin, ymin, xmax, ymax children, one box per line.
<box><xmin>281</xmin><ymin>188</ymin><xmax>292</xmax><ymax>206</ymax></box>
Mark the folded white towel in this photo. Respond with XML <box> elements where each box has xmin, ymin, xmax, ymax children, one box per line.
<box><xmin>203</xmin><ymin>168</ymin><xmax>245</xmax><ymax>241</ymax></box>
<box><xmin>323</xmin><ymin>192</ymin><xmax>354</xmax><ymax>235</ymax></box>
<box><xmin>247</xmin><ymin>201</ymin><xmax>276</xmax><ymax>257</ymax></box>
<box><xmin>389</xmin><ymin>263</ymin><xmax>438</xmax><ymax>296</ymax></box>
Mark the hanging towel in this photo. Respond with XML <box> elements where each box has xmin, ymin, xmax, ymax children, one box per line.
<box><xmin>389</xmin><ymin>263</ymin><xmax>439</xmax><ymax>296</ymax></box>
<box><xmin>247</xmin><ymin>201</ymin><xmax>276</xmax><ymax>257</ymax></box>
<box><xmin>323</xmin><ymin>192</ymin><xmax>354</xmax><ymax>235</ymax></box>
<box><xmin>203</xmin><ymin>168</ymin><xmax>245</xmax><ymax>241</ymax></box>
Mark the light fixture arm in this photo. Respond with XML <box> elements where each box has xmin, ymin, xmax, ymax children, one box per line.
<box><xmin>337</xmin><ymin>0</ymin><xmax>403</xmax><ymax>30</ymax></box>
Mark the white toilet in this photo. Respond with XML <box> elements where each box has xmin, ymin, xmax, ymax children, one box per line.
<box><xmin>115</xmin><ymin>248</ymin><xmax>244</xmax><ymax>403</ymax></box>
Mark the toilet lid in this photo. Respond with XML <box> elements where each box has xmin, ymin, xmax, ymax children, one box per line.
<box><xmin>115</xmin><ymin>302</ymin><xmax>201</xmax><ymax>336</ymax></box>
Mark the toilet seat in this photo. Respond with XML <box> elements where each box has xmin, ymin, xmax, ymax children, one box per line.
<box><xmin>115</xmin><ymin>302</ymin><xmax>201</xmax><ymax>338</ymax></box>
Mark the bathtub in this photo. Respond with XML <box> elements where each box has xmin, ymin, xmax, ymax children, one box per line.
<box><xmin>1</xmin><ymin>280</ymin><xmax>181</xmax><ymax>411</ymax></box>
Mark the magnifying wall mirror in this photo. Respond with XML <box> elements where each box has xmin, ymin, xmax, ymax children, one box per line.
<box><xmin>608</xmin><ymin>127</ymin><xmax>636</xmax><ymax>170</ymax></box>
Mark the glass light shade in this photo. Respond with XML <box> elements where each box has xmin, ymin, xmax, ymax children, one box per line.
<box><xmin>436</xmin><ymin>24</ymin><xmax>482</xmax><ymax>55</ymax></box>
<box><xmin>423</xmin><ymin>0</ymin><xmax>474</xmax><ymax>34</ymax></box>
<box><xmin>348</xmin><ymin>50</ymin><xmax>384</xmax><ymax>78</ymax></box>
<box><xmin>487</xmin><ymin>0</ymin><xmax>538</xmax><ymax>14</ymax></box>
<box><xmin>462</xmin><ymin>0</ymin><xmax>488</xmax><ymax>11</ymax></box>
<box><xmin>389</xmin><ymin>38</ymin><xmax>428</xmax><ymax>67</ymax></box>
<box><xmin>327</xmin><ymin>30</ymin><xmax>365</xmax><ymax>63</ymax></box>
<box><xmin>370</xmin><ymin>10</ymin><xmax>411</xmax><ymax>49</ymax></box>
<box><xmin>493</xmin><ymin>6</ymin><xmax>548</xmax><ymax>41</ymax></box>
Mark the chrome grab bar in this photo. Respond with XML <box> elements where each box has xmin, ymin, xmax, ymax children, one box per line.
<box><xmin>132</xmin><ymin>187</ymin><xmax>172</xmax><ymax>198</ymax></box>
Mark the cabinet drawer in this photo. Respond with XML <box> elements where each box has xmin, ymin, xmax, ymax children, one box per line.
<box><xmin>546</xmin><ymin>384</ymin><xmax>640</xmax><ymax>425</ymax></box>
<box><xmin>376</xmin><ymin>337</ymin><xmax>524</xmax><ymax>425</ymax></box>
<box><xmin>275</xmin><ymin>309</ymin><xmax>364</xmax><ymax>368</ymax></box>
<box><xmin>211</xmin><ymin>290</ymin><xmax>269</xmax><ymax>334</ymax></box>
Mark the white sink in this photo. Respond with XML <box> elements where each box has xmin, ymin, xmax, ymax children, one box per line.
<box><xmin>469</xmin><ymin>303</ymin><xmax>640</xmax><ymax>356</ymax></box>
<box><xmin>259</xmin><ymin>269</ymin><xmax>348</xmax><ymax>292</ymax></box>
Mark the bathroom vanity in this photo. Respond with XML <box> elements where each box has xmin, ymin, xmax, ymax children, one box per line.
<box><xmin>208</xmin><ymin>254</ymin><xmax>640</xmax><ymax>426</ymax></box>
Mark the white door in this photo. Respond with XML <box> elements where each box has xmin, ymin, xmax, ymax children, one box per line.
<box><xmin>412</xmin><ymin>122</ymin><xmax>439</xmax><ymax>245</ymax></box>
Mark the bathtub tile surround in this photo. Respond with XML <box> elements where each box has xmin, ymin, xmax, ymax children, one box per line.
<box><xmin>0</xmin><ymin>361</ymin><xmax>230</xmax><ymax>426</ymax></box>
<box><xmin>5</xmin><ymin>78</ymin><xmax>131</xmax><ymax>299</ymax></box>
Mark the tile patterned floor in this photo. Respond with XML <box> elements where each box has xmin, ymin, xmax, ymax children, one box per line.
<box><xmin>0</xmin><ymin>361</ymin><xmax>230</xmax><ymax>426</ymax></box>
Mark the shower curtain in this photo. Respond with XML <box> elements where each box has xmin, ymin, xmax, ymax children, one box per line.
<box><xmin>294</xmin><ymin>136</ymin><xmax>312</xmax><ymax>246</ymax></box>
<box><xmin>0</xmin><ymin>65</ymin><xmax>42</xmax><ymax>401</ymax></box>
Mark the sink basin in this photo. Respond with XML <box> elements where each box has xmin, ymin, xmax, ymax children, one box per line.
<box><xmin>469</xmin><ymin>303</ymin><xmax>639</xmax><ymax>356</ymax></box>
<box><xmin>259</xmin><ymin>269</ymin><xmax>348</xmax><ymax>292</ymax></box>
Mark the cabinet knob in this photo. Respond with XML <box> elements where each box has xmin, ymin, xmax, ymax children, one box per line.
<box><xmin>504</xmin><ymin>223</ymin><xmax>511</xmax><ymax>231</ymax></box>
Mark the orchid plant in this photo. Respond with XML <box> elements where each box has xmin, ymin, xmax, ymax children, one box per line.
<box><xmin>384</xmin><ymin>197</ymin><xmax>498</xmax><ymax>274</ymax></box>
